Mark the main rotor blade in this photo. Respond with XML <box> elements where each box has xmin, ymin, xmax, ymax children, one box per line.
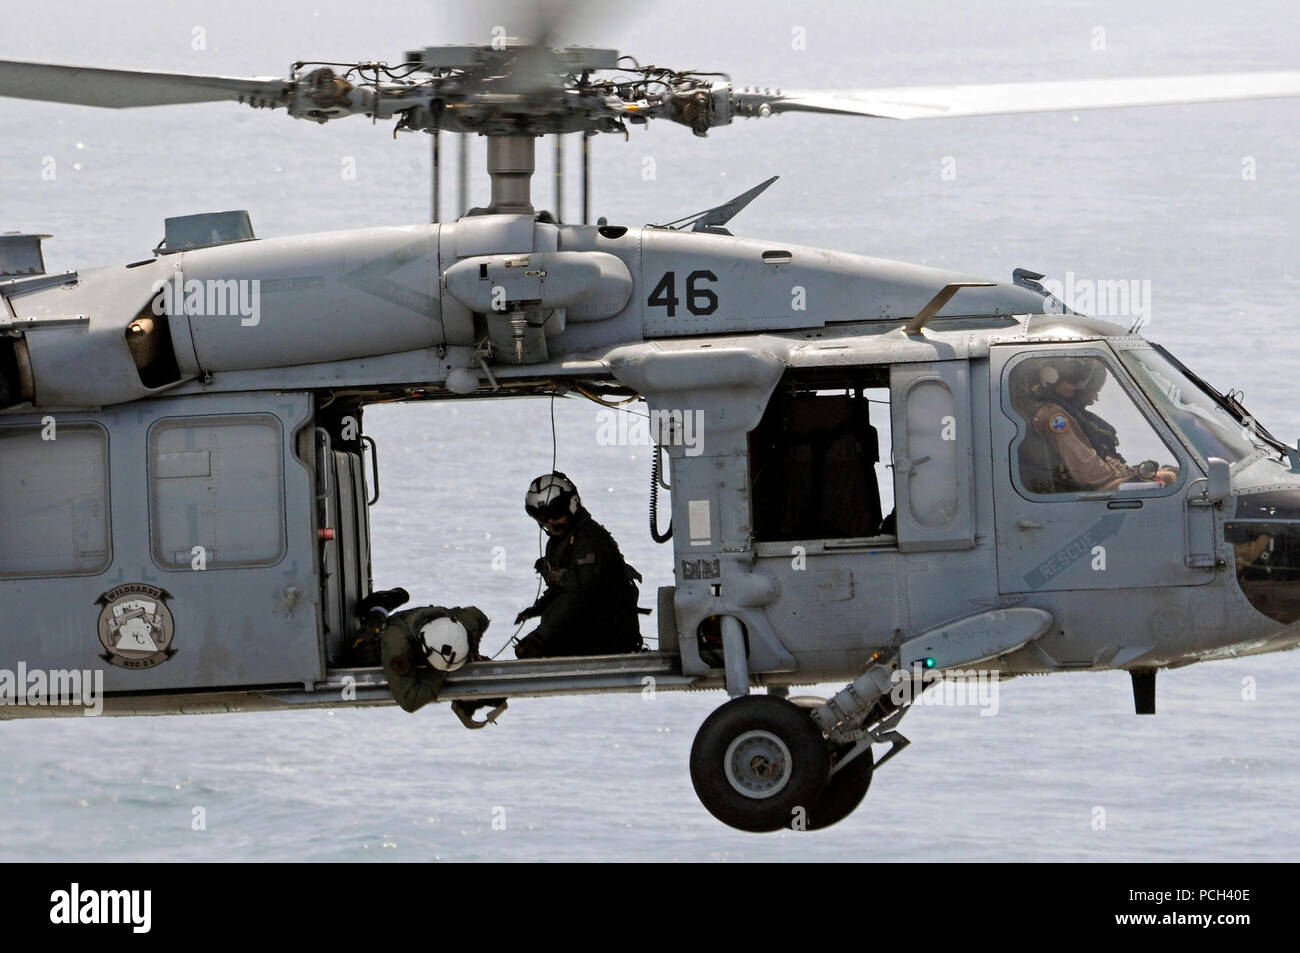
<box><xmin>0</xmin><ymin>59</ymin><xmax>288</xmax><ymax>108</ymax></box>
<box><xmin>761</xmin><ymin>71</ymin><xmax>1300</xmax><ymax>120</ymax></box>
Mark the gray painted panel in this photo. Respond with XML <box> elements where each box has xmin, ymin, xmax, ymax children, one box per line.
<box><xmin>150</xmin><ymin>415</ymin><xmax>285</xmax><ymax>568</ymax></box>
<box><xmin>0</xmin><ymin>392</ymin><xmax>322</xmax><ymax>692</ymax></box>
<box><xmin>640</xmin><ymin>228</ymin><xmax>1052</xmax><ymax>338</ymax></box>
<box><xmin>0</xmin><ymin>423</ymin><xmax>110</xmax><ymax>576</ymax></box>
<box><xmin>183</xmin><ymin>225</ymin><xmax>443</xmax><ymax>370</ymax></box>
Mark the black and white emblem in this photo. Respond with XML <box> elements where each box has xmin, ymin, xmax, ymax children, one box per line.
<box><xmin>96</xmin><ymin>584</ymin><xmax>177</xmax><ymax>670</ymax></box>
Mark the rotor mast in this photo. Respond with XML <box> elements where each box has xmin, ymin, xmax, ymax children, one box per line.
<box><xmin>486</xmin><ymin>135</ymin><xmax>536</xmax><ymax>215</ymax></box>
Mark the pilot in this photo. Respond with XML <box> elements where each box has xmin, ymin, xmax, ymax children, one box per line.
<box><xmin>1019</xmin><ymin>358</ymin><xmax>1177</xmax><ymax>493</ymax></box>
<box><xmin>513</xmin><ymin>472</ymin><xmax>644</xmax><ymax>658</ymax></box>
<box><xmin>1069</xmin><ymin>363</ymin><xmax>1122</xmax><ymax>460</ymax></box>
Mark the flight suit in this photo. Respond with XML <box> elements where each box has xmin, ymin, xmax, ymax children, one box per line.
<box><xmin>1070</xmin><ymin>401</ymin><xmax>1121</xmax><ymax>460</ymax></box>
<box><xmin>516</xmin><ymin>509</ymin><xmax>643</xmax><ymax>658</ymax></box>
<box><xmin>381</xmin><ymin>605</ymin><xmax>489</xmax><ymax>713</ymax></box>
<box><xmin>1022</xmin><ymin>399</ymin><xmax>1138</xmax><ymax>492</ymax></box>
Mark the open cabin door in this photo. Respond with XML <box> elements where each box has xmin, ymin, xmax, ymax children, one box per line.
<box><xmin>315</xmin><ymin>408</ymin><xmax>376</xmax><ymax>666</ymax></box>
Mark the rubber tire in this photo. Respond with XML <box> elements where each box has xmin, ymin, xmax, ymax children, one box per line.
<box><xmin>792</xmin><ymin>743</ymin><xmax>873</xmax><ymax>831</ymax></box>
<box><xmin>784</xmin><ymin>695</ymin><xmax>874</xmax><ymax>830</ymax></box>
<box><xmin>690</xmin><ymin>695</ymin><xmax>831</xmax><ymax>833</ymax></box>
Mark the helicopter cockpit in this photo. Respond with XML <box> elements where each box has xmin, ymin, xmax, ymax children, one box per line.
<box><xmin>1008</xmin><ymin>354</ymin><xmax>1182</xmax><ymax>495</ymax></box>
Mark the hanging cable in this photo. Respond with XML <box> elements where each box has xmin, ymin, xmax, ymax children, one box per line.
<box><xmin>492</xmin><ymin>393</ymin><xmax>558</xmax><ymax>660</ymax></box>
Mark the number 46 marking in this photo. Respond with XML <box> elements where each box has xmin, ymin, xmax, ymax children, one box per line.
<box><xmin>647</xmin><ymin>270</ymin><xmax>719</xmax><ymax>317</ymax></box>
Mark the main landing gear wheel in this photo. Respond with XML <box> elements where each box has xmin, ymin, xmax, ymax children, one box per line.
<box><xmin>791</xmin><ymin>742</ymin><xmax>873</xmax><ymax>831</ymax></box>
<box><xmin>690</xmin><ymin>695</ymin><xmax>830</xmax><ymax>833</ymax></box>
<box><xmin>786</xmin><ymin>696</ymin><xmax>874</xmax><ymax>830</ymax></box>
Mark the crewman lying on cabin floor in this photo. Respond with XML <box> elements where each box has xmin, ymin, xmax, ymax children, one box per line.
<box><xmin>379</xmin><ymin>605</ymin><xmax>489</xmax><ymax>712</ymax></box>
<box><xmin>513</xmin><ymin>472</ymin><xmax>644</xmax><ymax>659</ymax></box>
<box><xmin>354</xmin><ymin>591</ymin><xmax>504</xmax><ymax>726</ymax></box>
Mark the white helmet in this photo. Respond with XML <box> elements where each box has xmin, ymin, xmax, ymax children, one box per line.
<box><xmin>525</xmin><ymin>471</ymin><xmax>581</xmax><ymax>522</ymax></box>
<box><xmin>418</xmin><ymin>616</ymin><xmax>471</xmax><ymax>672</ymax></box>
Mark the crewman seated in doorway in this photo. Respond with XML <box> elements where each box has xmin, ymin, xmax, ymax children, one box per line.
<box><xmin>513</xmin><ymin>472</ymin><xmax>645</xmax><ymax>659</ymax></box>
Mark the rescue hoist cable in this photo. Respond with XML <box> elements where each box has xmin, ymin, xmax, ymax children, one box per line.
<box><xmin>491</xmin><ymin>390</ymin><xmax>561</xmax><ymax>660</ymax></box>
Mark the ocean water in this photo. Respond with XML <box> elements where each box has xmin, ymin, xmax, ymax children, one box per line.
<box><xmin>2</xmin><ymin>0</ymin><xmax>1298</xmax><ymax>861</ymax></box>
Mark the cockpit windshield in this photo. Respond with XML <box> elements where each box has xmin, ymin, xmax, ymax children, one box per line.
<box><xmin>1117</xmin><ymin>347</ymin><xmax>1261</xmax><ymax>465</ymax></box>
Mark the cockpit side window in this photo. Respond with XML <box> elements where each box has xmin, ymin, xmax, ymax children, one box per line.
<box><xmin>1007</xmin><ymin>354</ymin><xmax>1182</xmax><ymax>497</ymax></box>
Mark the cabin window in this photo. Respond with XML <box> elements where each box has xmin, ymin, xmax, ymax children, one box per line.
<box><xmin>1007</xmin><ymin>354</ymin><xmax>1182</xmax><ymax>497</ymax></box>
<box><xmin>902</xmin><ymin>379</ymin><xmax>959</xmax><ymax>527</ymax></box>
<box><xmin>748</xmin><ymin>367</ymin><xmax>893</xmax><ymax>542</ymax></box>
<box><xmin>149</xmin><ymin>415</ymin><xmax>286</xmax><ymax>569</ymax></box>
<box><xmin>0</xmin><ymin>424</ymin><xmax>111</xmax><ymax>576</ymax></box>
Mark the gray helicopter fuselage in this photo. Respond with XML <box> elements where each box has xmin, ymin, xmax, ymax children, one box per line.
<box><xmin>2</xmin><ymin>214</ymin><xmax>1297</xmax><ymax>717</ymax></box>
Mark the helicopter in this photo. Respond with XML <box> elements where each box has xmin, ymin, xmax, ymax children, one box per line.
<box><xmin>3</xmin><ymin>18</ymin><xmax>1300</xmax><ymax>835</ymax></box>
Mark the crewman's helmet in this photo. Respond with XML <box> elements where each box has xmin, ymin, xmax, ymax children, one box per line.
<box><xmin>418</xmin><ymin>616</ymin><xmax>471</xmax><ymax>672</ymax></box>
<box><xmin>525</xmin><ymin>472</ymin><xmax>581</xmax><ymax>523</ymax></box>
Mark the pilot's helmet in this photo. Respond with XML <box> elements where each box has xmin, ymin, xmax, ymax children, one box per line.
<box><xmin>525</xmin><ymin>471</ymin><xmax>581</xmax><ymax>522</ymax></box>
<box><xmin>1038</xmin><ymin>357</ymin><xmax>1097</xmax><ymax>390</ymax></box>
<box><xmin>1080</xmin><ymin>362</ymin><xmax>1108</xmax><ymax>394</ymax></box>
<box><xmin>418</xmin><ymin>616</ymin><xmax>471</xmax><ymax>672</ymax></box>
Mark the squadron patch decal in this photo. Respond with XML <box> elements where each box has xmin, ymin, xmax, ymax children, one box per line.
<box><xmin>96</xmin><ymin>584</ymin><xmax>177</xmax><ymax>670</ymax></box>
<box><xmin>1049</xmin><ymin>414</ymin><xmax>1070</xmax><ymax>433</ymax></box>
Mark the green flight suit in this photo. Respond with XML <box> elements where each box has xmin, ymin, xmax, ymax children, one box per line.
<box><xmin>381</xmin><ymin>605</ymin><xmax>489</xmax><ymax>713</ymax></box>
